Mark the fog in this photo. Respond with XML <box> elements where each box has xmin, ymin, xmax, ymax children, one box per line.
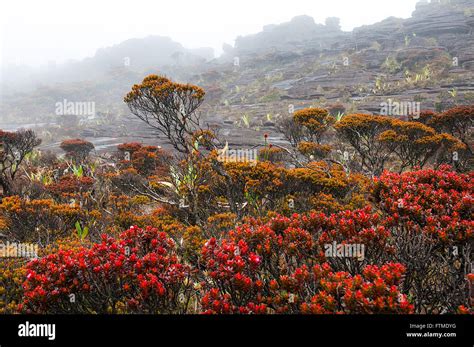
<box><xmin>1</xmin><ymin>0</ymin><xmax>419</xmax><ymax>68</ymax></box>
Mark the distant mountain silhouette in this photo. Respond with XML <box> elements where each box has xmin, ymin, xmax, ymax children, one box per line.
<box><xmin>1</xmin><ymin>36</ymin><xmax>214</xmax><ymax>90</ymax></box>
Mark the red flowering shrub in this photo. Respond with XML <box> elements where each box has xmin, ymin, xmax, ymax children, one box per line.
<box><xmin>199</xmin><ymin>220</ymin><xmax>317</xmax><ymax>314</ymax></box>
<box><xmin>300</xmin><ymin>263</ymin><xmax>413</xmax><ymax>314</ymax></box>
<box><xmin>201</xmin><ymin>231</ymin><xmax>411</xmax><ymax>314</ymax></box>
<box><xmin>21</xmin><ymin>226</ymin><xmax>193</xmax><ymax>314</ymax></box>
<box><xmin>199</xmin><ymin>165</ymin><xmax>474</xmax><ymax>315</ymax></box>
<box><xmin>372</xmin><ymin>166</ymin><xmax>474</xmax><ymax>313</ymax></box>
<box><xmin>374</xmin><ymin>165</ymin><xmax>473</xmax><ymax>243</ymax></box>
<box><xmin>315</xmin><ymin>208</ymin><xmax>394</xmax><ymax>273</ymax></box>
<box><xmin>200</xmin><ymin>212</ymin><xmax>411</xmax><ymax>314</ymax></box>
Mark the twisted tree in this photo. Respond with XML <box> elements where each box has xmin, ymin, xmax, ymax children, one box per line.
<box><xmin>0</xmin><ymin>129</ymin><xmax>41</xmax><ymax>195</ymax></box>
<box><xmin>379</xmin><ymin>120</ymin><xmax>463</xmax><ymax>171</ymax></box>
<box><xmin>293</xmin><ymin>107</ymin><xmax>335</xmax><ymax>144</ymax></box>
<box><xmin>124</xmin><ymin>75</ymin><xmax>205</xmax><ymax>153</ymax></box>
<box><xmin>430</xmin><ymin>105</ymin><xmax>473</xmax><ymax>154</ymax></box>
<box><xmin>335</xmin><ymin>114</ymin><xmax>394</xmax><ymax>176</ymax></box>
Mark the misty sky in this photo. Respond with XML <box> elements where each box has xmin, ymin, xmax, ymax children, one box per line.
<box><xmin>0</xmin><ymin>0</ymin><xmax>420</xmax><ymax>67</ymax></box>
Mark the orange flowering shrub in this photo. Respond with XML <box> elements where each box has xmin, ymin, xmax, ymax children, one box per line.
<box><xmin>0</xmin><ymin>196</ymin><xmax>86</xmax><ymax>243</ymax></box>
<box><xmin>131</xmin><ymin>146</ymin><xmax>160</xmax><ymax>177</ymax></box>
<box><xmin>117</xmin><ymin>143</ymin><xmax>170</xmax><ymax>177</ymax></box>
<box><xmin>293</xmin><ymin>108</ymin><xmax>335</xmax><ymax>144</ymax></box>
<box><xmin>164</xmin><ymin>151</ymin><xmax>224</xmax><ymax>224</ymax></box>
<box><xmin>309</xmin><ymin>193</ymin><xmax>344</xmax><ymax>214</ymax></box>
<box><xmin>335</xmin><ymin>114</ymin><xmax>394</xmax><ymax>176</ymax></box>
<box><xmin>258</xmin><ymin>146</ymin><xmax>286</xmax><ymax>164</ymax></box>
<box><xmin>286</xmin><ymin>162</ymin><xmax>357</xmax><ymax>200</ymax></box>
<box><xmin>192</xmin><ymin>130</ymin><xmax>217</xmax><ymax>150</ymax></box>
<box><xmin>206</xmin><ymin>212</ymin><xmax>237</xmax><ymax>237</ymax></box>
<box><xmin>116</xmin><ymin>211</ymin><xmax>184</xmax><ymax>237</ymax></box>
<box><xmin>379</xmin><ymin>120</ymin><xmax>461</xmax><ymax>171</ymax></box>
<box><xmin>297</xmin><ymin>141</ymin><xmax>332</xmax><ymax>159</ymax></box>
<box><xmin>117</xmin><ymin>142</ymin><xmax>143</xmax><ymax>154</ymax></box>
<box><xmin>181</xmin><ymin>225</ymin><xmax>206</xmax><ymax>263</ymax></box>
<box><xmin>276</xmin><ymin>116</ymin><xmax>305</xmax><ymax>147</ymax></box>
<box><xmin>0</xmin><ymin>259</ymin><xmax>27</xmax><ymax>313</ymax></box>
<box><xmin>217</xmin><ymin>161</ymin><xmax>286</xmax><ymax>215</ymax></box>
<box><xmin>108</xmin><ymin>195</ymin><xmax>183</xmax><ymax>234</ymax></box>
<box><xmin>430</xmin><ymin>105</ymin><xmax>473</xmax><ymax>148</ymax></box>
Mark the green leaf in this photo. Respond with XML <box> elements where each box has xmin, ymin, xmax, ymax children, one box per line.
<box><xmin>82</xmin><ymin>227</ymin><xmax>89</xmax><ymax>240</ymax></box>
<box><xmin>75</xmin><ymin>221</ymin><xmax>82</xmax><ymax>235</ymax></box>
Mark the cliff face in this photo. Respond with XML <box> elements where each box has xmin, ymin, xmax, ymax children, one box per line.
<box><xmin>408</xmin><ymin>0</ymin><xmax>473</xmax><ymax>33</ymax></box>
<box><xmin>231</xmin><ymin>0</ymin><xmax>474</xmax><ymax>55</ymax></box>
<box><xmin>404</xmin><ymin>0</ymin><xmax>474</xmax><ymax>66</ymax></box>
<box><xmin>233</xmin><ymin>15</ymin><xmax>346</xmax><ymax>54</ymax></box>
